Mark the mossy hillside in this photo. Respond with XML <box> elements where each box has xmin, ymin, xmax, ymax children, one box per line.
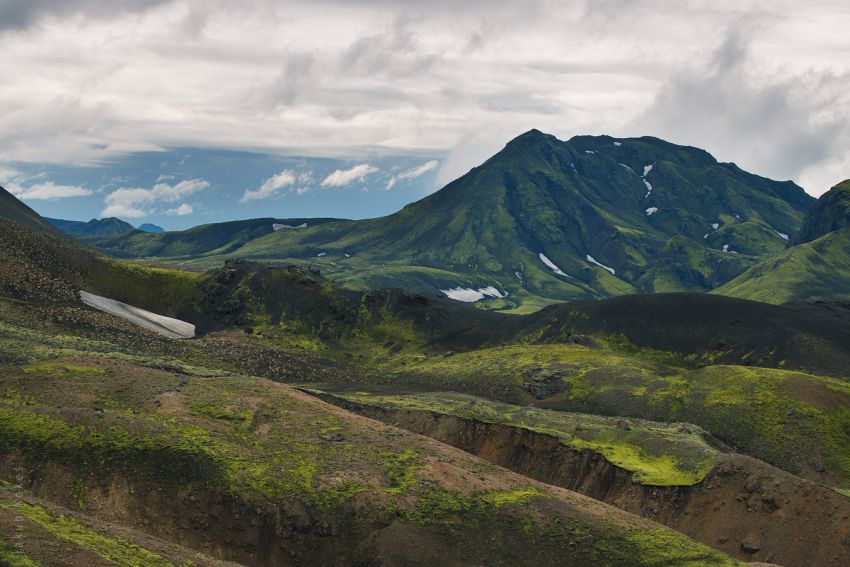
<box><xmin>0</xmin><ymin>358</ymin><xmax>742</xmax><ymax>566</ymax></box>
<box><xmin>716</xmin><ymin>227</ymin><xmax>850</xmax><ymax>304</ymax></box>
<box><xmin>334</xmin><ymin>391</ymin><xmax>717</xmax><ymax>486</ymax></box>
<box><xmin>376</xmin><ymin>343</ymin><xmax>850</xmax><ymax>487</ymax></box>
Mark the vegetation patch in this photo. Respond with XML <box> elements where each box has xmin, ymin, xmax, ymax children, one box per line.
<box><xmin>0</xmin><ymin>500</ymin><xmax>173</xmax><ymax>567</ymax></box>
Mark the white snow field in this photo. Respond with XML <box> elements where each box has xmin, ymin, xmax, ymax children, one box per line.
<box><xmin>586</xmin><ymin>255</ymin><xmax>616</xmax><ymax>275</ymax></box>
<box><xmin>645</xmin><ymin>207</ymin><xmax>658</xmax><ymax>216</ymax></box>
<box><xmin>440</xmin><ymin>286</ymin><xmax>506</xmax><ymax>302</ymax></box>
<box><xmin>539</xmin><ymin>253</ymin><xmax>570</xmax><ymax>277</ymax></box>
<box><xmin>272</xmin><ymin>222</ymin><xmax>308</xmax><ymax>231</ymax></box>
<box><xmin>79</xmin><ymin>291</ymin><xmax>195</xmax><ymax>339</ymax></box>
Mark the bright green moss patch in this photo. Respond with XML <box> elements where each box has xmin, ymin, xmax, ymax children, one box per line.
<box><xmin>379</xmin><ymin>449</ymin><xmax>419</xmax><ymax>494</ymax></box>
<box><xmin>21</xmin><ymin>363</ymin><xmax>108</xmax><ymax>377</ymax></box>
<box><xmin>626</xmin><ymin>529</ymin><xmax>740</xmax><ymax>566</ymax></box>
<box><xmin>0</xmin><ymin>500</ymin><xmax>173</xmax><ymax>567</ymax></box>
<box><xmin>479</xmin><ymin>487</ymin><xmax>544</xmax><ymax>507</ymax></box>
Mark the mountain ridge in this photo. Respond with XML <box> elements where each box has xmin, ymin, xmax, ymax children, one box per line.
<box><xmin>83</xmin><ymin>130</ymin><xmax>814</xmax><ymax>310</ymax></box>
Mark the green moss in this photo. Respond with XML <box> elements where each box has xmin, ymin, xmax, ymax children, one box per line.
<box><xmin>378</xmin><ymin>449</ymin><xmax>419</xmax><ymax>494</ymax></box>
<box><xmin>479</xmin><ymin>487</ymin><xmax>544</xmax><ymax>507</ymax></box>
<box><xmin>626</xmin><ymin>529</ymin><xmax>740</xmax><ymax>566</ymax></box>
<box><xmin>21</xmin><ymin>363</ymin><xmax>108</xmax><ymax>377</ymax></box>
<box><xmin>0</xmin><ymin>500</ymin><xmax>173</xmax><ymax>567</ymax></box>
<box><xmin>0</xmin><ymin>537</ymin><xmax>43</xmax><ymax>567</ymax></box>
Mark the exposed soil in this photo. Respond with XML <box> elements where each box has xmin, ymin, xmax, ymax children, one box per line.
<box><xmin>319</xmin><ymin>395</ymin><xmax>850</xmax><ymax>567</ymax></box>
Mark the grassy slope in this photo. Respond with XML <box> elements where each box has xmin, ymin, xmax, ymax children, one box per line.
<box><xmin>716</xmin><ymin>227</ymin><xmax>850</xmax><ymax>304</ymax></box>
<box><xmin>0</xmin><ymin>218</ymin><xmax>203</xmax><ymax>320</ymax></box>
<box><xmin>0</xmin><ymin>187</ymin><xmax>57</xmax><ymax>234</ymax></box>
<box><xmin>353</xmin><ymin>342</ymin><xmax>850</xmax><ymax>489</ymax></box>
<box><xmin>0</xmin><ymin>317</ymin><xmax>739</xmax><ymax>566</ymax></box>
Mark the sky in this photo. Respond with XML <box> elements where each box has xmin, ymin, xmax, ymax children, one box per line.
<box><xmin>1</xmin><ymin>0</ymin><xmax>849</xmax><ymax>229</ymax></box>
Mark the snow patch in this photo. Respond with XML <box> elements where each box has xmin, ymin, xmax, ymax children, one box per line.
<box><xmin>79</xmin><ymin>291</ymin><xmax>195</xmax><ymax>339</ymax></box>
<box><xmin>440</xmin><ymin>286</ymin><xmax>506</xmax><ymax>303</ymax></box>
<box><xmin>613</xmin><ymin>141</ymin><xmax>622</xmax><ymax>146</ymax></box>
<box><xmin>539</xmin><ymin>253</ymin><xmax>570</xmax><ymax>277</ymax></box>
<box><xmin>514</xmin><ymin>271</ymin><xmax>523</xmax><ymax>281</ymax></box>
<box><xmin>586</xmin><ymin>255</ymin><xmax>616</xmax><ymax>275</ymax></box>
<box><xmin>645</xmin><ymin>207</ymin><xmax>658</xmax><ymax>216</ymax></box>
<box><xmin>703</xmin><ymin>233</ymin><xmax>709</xmax><ymax>239</ymax></box>
<box><xmin>774</xmin><ymin>230</ymin><xmax>789</xmax><ymax>241</ymax></box>
<box><xmin>584</xmin><ymin>150</ymin><xmax>595</xmax><ymax>154</ymax></box>
<box><xmin>711</xmin><ymin>223</ymin><xmax>719</xmax><ymax>230</ymax></box>
<box><xmin>735</xmin><ymin>214</ymin><xmax>741</xmax><ymax>220</ymax></box>
<box><xmin>619</xmin><ymin>163</ymin><xmax>635</xmax><ymax>173</ymax></box>
<box><xmin>722</xmin><ymin>244</ymin><xmax>729</xmax><ymax>252</ymax></box>
<box><xmin>316</xmin><ymin>252</ymin><xmax>327</xmax><ymax>257</ymax></box>
<box><xmin>273</xmin><ymin>222</ymin><xmax>307</xmax><ymax>231</ymax></box>
<box><xmin>344</xmin><ymin>253</ymin><xmax>352</xmax><ymax>258</ymax></box>
<box><xmin>642</xmin><ymin>180</ymin><xmax>653</xmax><ymax>198</ymax></box>
<box><xmin>642</xmin><ymin>164</ymin><xmax>654</xmax><ymax>177</ymax></box>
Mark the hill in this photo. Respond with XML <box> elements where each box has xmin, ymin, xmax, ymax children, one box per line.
<box><xmin>138</xmin><ymin>222</ymin><xmax>164</xmax><ymax>233</ymax></box>
<box><xmin>88</xmin><ymin>217</ymin><xmax>341</xmax><ymax>259</ymax></box>
<box><xmin>717</xmin><ymin>180</ymin><xmax>850</xmax><ymax>304</ymax></box>
<box><xmin>87</xmin><ymin>130</ymin><xmax>814</xmax><ymax>311</ymax></box>
<box><xmin>47</xmin><ymin>216</ymin><xmax>136</xmax><ymax>236</ymax></box>
<box><xmin>0</xmin><ymin>185</ymin><xmax>58</xmax><ymax>233</ymax></box>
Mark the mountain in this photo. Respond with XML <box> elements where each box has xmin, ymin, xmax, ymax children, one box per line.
<box><xmin>717</xmin><ymin>180</ymin><xmax>850</xmax><ymax>304</ymax></box>
<box><xmin>0</xmin><ymin>185</ymin><xmax>58</xmax><ymax>233</ymax></box>
<box><xmin>138</xmin><ymin>223</ymin><xmax>164</xmax><ymax>233</ymax></box>
<box><xmin>795</xmin><ymin>179</ymin><xmax>850</xmax><ymax>243</ymax></box>
<box><xmin>89</xmin><ymin>130</ymin><xmax>814</xmax><ymax>310</ymax></box>
<box><xmin>87</xmin><ymin>217</ymin><xmax>340</xmax><ymax>259</ymax></box>
<box><xmin>47</xmin><ymin>216</ymin><xmax>136</xmax><ymax>237</ymax></box>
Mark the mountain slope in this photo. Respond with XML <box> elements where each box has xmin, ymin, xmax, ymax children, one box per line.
<box><xmin>0</xmin><ymin>185</ymin><xmax>57</xmax><ymax>233</ymax></box>
<box><xmin>89</xmin><ymin>217</ymin><xmax>340</xmax><ymax>258</ymax></box>
<box><xmin>47</xmin><ymin>216</ymin><xmax>136</xmax><ymax>236</ymax></box>
<box><xmin>90</xmin><ymin>130</ymin><xmax>813</xmax><ymax>310</ymax></box>
<box><xmin>717</xmin><ymin>180</ymin><xmax>850</xmax><ymax>304</ymax></box>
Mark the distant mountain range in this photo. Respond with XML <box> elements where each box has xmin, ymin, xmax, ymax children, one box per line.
<box><xmin>45</xmin><ymin>216</ymin><xmax>164</xmax><ymax>236</ymax></box>
<box><xmin>6</xmin><ymin>130</ymin><xmax>850</xmax><ymax>310</ymax></box>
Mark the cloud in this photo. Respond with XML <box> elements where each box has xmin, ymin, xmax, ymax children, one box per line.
<box><xmin>7</xmin><ymin>181</ymin><xmax>92</xmax><ymax>200</ymax></box>
<box><xmin>321</xmin><ymin>164</ymin><xmax>379</xmax><ymax>188</ymax></box>
<box><xmin>241</xmin><ymin>170</ymin><xmax>313</xmax><ymax>201</ymax></box>
<box><xmin>165</xmin><ymin>203</ymin><xmax>193</xmax><ymax>215</ymax></box>
<box><xmin>102</xmin><ymin>178</ymin><xmax>208</xmax><ymax>218</ymax></box>
<box><xmin>0</xmin><ymin>0</ymin><xmax>169</xmax><ymax>32</ymax></box>
<box><xmin>386</xmin><ymin>159</ymin><xmax>439</xmax><ymax>189</ymax></box>
<box><xmin>631</xmin><ymin>23</ymin><xmax>850</xmax><ymax>195</ymax></box>
<box><xmin>1</xmin><ymin>0</ymin><xmax>849</xmax><ymax>198</ymax></box>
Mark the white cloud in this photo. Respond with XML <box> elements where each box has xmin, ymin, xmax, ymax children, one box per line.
<box><xmin>386</xmin><ymin>159</ymin><xmax>439</xmax><ymax>189</ymax></box>
<box><xmin>102</xmin><ymin>178</ymin><xmax>208</xmax><ymax>218</ymax></box>
<box><xmin>241</xmin><ymin>170</ymin><xmax>297</xmax><ymax>202</ymax></box>
<box><xmin>7</xmin><ymin>181</ymin><xmax>92</xmax><ymax>200</ymax></box>
<box><xmin>166</xmin><ymin>203</ymin><xmax>193</xmax><ymax>215</ymax></box>
<box><xmin>321</xmin><ymin>164</ymin><xmax>379</xmax><ymax>187</ymax></box>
